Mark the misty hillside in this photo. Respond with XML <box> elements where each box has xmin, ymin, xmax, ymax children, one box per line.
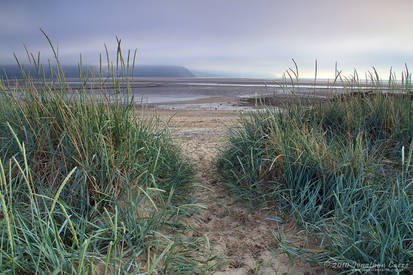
<box><xmin>0</xmin><ymin>64</ymin><xmax>194</xmax><ymax>78</ymax></box>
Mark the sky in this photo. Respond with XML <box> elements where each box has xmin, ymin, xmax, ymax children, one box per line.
<box><xmin>1</xmin><ymin>0</ymin><xmax>413</xmax><ymax>78</ymax></box>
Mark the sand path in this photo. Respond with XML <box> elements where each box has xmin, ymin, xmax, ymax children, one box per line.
<box><xmin>153</xmin><ymin>109</ymin><xmax>324</xmax><ymax>274</ymax></box>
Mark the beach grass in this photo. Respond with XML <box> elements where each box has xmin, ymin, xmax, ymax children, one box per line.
<box><xmin>0</xmin><ymin>34</ymin><xmax>215</xmax><ymax>274</ymax></box>
<box><xmin>217</xmin><ymin>67</ymin><xmax>413</xmax><ymax>274</ymax></box>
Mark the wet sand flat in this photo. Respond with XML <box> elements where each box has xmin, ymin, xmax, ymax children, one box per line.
<box><xmin>51</xmin><ymin>77</ymin><xmax>342</xmax><ymax>109</ymax></box>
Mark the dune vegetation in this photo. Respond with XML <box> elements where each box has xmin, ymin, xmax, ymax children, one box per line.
<box><xmin>1</xmin><ymin>31</ymin><xmax>412</xmax><ymax>274</ymax></box>
<box><xmin>217</xmin><ymin>67</ymin><xmax>413</xmax><ymax>273</ymax></box>
<box><xmin>0</xmin><ymin>34</ymin><xmax>215</xmax><ymax>274</ymax></box>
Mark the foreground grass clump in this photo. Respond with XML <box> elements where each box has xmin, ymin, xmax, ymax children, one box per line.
<box><xmin>0</xmin><ymin>83</ymin><xmax>192</xmax><ymax>213</ymax></box>
<box><xmin>218</xmin><ymin>75</ymin><xmax>413</xmax><ymax>273</ymax></box>
<box><xmin>0</xmin><ymin>39</ymin><xmax>214</xmax><ymax>274</ymax></box>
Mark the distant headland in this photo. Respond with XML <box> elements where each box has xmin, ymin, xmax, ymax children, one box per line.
<box><xmin>0</xmin><ymin>64</ymin><xmax>194</xmax><ymax>78</ymax></box>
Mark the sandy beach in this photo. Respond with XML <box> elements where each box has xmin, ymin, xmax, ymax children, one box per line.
<box><xmin>148</xmin><ymin>108</ymin><xmax>325</xmax><ymax>274</ymax></box>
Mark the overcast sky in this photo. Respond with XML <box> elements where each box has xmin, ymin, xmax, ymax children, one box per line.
<box><xmin>1</xmin><ymin>0</ymin><xmax>412</xmax><ymax>78</ymax></box>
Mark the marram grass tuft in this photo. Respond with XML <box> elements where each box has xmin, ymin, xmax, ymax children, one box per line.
<box><xmin>0</xmin><ymin>33</ymin><xmax>216</xmax><ymax>274</ymax></box>
<box><xmin>218</xmin><ymin>66</ymin><xmax>413</xmax><ymax>274</ymax></box>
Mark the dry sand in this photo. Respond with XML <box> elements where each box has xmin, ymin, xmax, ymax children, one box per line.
<box><xmin>148</xmin><ymin>109</ymin><xmax>328</xmax><ymax>274</ymax></box>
